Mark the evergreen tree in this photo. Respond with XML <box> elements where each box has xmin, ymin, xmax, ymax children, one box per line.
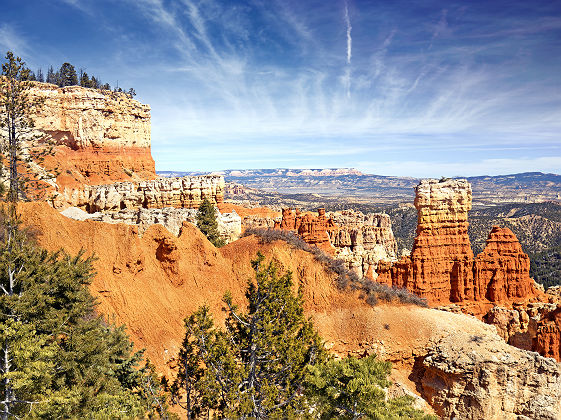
<box><xmin>305</xmin><ymin>355</ymin><xmax>436</xmax><ymax>419</ymax></box>
<box><xmin>0</xmin><ymin>52</ymin><xmax>50</xmax><ymax>212</ymax></box>
<box><xmin>0</xmin><ymin>51</ymin><xmax>170</xmax><ymax>418</ymax></box>
<box><xmin>172</xmin><ymin>254</ymin><xmax>325</xmax><ymax>419</ymax></box>
<box><xmin>0</xmin><ymin>319</ymin><xmax>55</xmax><ymax>419</ymax></box>
<box><xmin>36</xmin><ymin>68</ymin><xmax>44</xmax><ymax>83</ymax></box>
<box><xmin>196</xmin><ymin>198</ymin><xmax>225</xmax><ymax>247</ymax></box>
<box><xmin>58</xmin><ymin>62</ymin><xmax>78</xmax><ymax>86</ymax></box>
<box><xmin>46</xmin><ymin>66</ymin><xmax>56</xmax><ymax>84</ymax></box>
<box><xmin>80</xmin><ymin>71</ymin><xmax>91</xmax><ymax>88</ymax></box>
<box><xmin>90</xmin><ymin>75</ymin><xmax>99</xmax><ymax>89</ymax></box>
<box><xmin>172</xmin><ymin>253</ymin><xmax>326</xmax><ymax>419</ymax></box>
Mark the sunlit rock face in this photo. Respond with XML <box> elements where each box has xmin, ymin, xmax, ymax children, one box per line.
<box><xmin>274</xmin><ymin>208</ymin><xmax>398</xmax><ymax>276</ymax></box>
<box><xmin>57</xmin><ymin>176</ymin><xmax>225</xmax><ymax>212</ymax></box>
<box><xmin>27</xmin><ymin>82</ymin><xmax>155</xmax><ymax>188</ymax></box>
<box><xmin>376</xmin><ymin>179</ymin><xmax>537</xmax><ymax>306</ymax></box>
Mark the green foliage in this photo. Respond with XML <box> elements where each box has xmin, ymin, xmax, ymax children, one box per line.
<box><xmin>530</xmin><ymin>245</ymin><xmax>561</xmax><ymax>288</ymax></box>
<box><xmin>0</xmin><ymin>227</ymin><xmax>173</xmax><ymax>417</ymax></box>
<box><xmin>58</xmin><ymin>62</ymin><xmax>78</xmax><ymax>87</ymax></box>
<box><xmin>172</xmin><ymin>253</ymin><xmax>326</xmax><ymax>419</ymax></box>
<box><xmin>196</xmin><ymin>198</ymin><xmax>225</xmax><ymax>247</ymax></box>
<box><xmin>1</xmin><ymin>51</ymin><xmax>55</xmax><ymax>205</ymax></box>
<box><xmin>0</xmin><ymin>319</ymin><xmax>55</xmax><ymax>417</ymax></box>
<box><xmin>305</xmin><ymin>355</ymin><xmax>435</xmax><ymax>419</ymax></box>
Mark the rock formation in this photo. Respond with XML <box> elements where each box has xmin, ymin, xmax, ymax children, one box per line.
<box><xmin>20</xmin><ymin>202</ymin><xmax>561</xmax><ymax>420</ymax></box>
<box><xmin>327</xmin><ymin>210</ymin><xmax>398</xmax><ymax>279</ymax></box>
<box><xmin>28</xmin><ymin>83</ymin><xmax>155</xmax><ymax>187</ymax></box>
<box><xmin>534</xmin><ymin>307</ymin><xmax>561</xmax><ymax>361</ymax></box>
<box><xmin>274</xmin><ymin>208</ymin><xmax>398</xmax><ymax>276</ymax></box>
<box><xmin>274</xmin><ymin>208</ymin><xmax>338</xmax><ymax>252</ymax></box>
<box><xmin>376</xmin><ymin>179</ymin><xmax>538</xmax><ymax>305</ymax></box>
<box><xmin>61</xmin><ymin>206</ymin><xmax>242</xmax><ymax>243</ymax></box>
<box><xmin>419</xmin><ymin>331</ymin><xmax>561</xmax><ymax>419</ymax></box>
<box><xmin>56</xmin><ymin>176</ymin><xmax>225</xmax><ymax>211</ymax></box>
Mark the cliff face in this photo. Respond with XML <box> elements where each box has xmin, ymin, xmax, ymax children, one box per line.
<box><xmin>376</xmin><ymin>179</ymin><xmax>537</xmax><ymax>306</ymax></box>
<box><xmin>29</xmin><ymin>83</ymin><xmax>155</xmax><ymax>187</ymax></box>
<box><xmin>275</xmin><ymin>208</ymin><xmax>337</xmax><ymax>253</ymax></box>
<box><xmin>274</xmin><ymin>208</ymin><xmax>398</xmax><ymax>275</ymax></box>
<box><xmin>328</xmin><ymin>210</ymin><xmax>397</xmax><ymax>279</ymax></box>
<box><xmin>420</xmin><ymin>331</ymin><xmax>561</xmax><ymax>419</ymax></box>
<box><xmin>57</xmin><ymin>176</ymin><xmax>225</xmax><ymax>211</ymax></box>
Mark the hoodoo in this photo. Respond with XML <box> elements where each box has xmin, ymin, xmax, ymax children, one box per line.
<box><xmin>376</xmin><ymin>178</ymin><xmax>537</xmax><ymax>305</ymax></box>
<box><xmin>274</xmin><ymin>208</ymin><xmax>398</xmax><ymax>276</ymax></box>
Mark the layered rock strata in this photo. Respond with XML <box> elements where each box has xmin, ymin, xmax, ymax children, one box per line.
<box><xmin>327</xmin><ymin>210</ymin><xmax>398</xmax><ymax>279</ymax></box>
<box><xmin>28</xmin><ymin>83</ymin><xmax>155</xmax><ymax>187</ymax></box>
<box><xmin>419</xmin><ymin>331</ymin><xmax>561</xmax><ymax>419</ymax></box>
<box><xmin>376</xmin><ymin>179</ymin><xmax>537</xmax><ymax>305</ymax></box>
<box><xmin>274</xmin><ymin>208</ymin><xmax>398</xmax><ymax>275</ymax></box>
<box><xmin>57</xmin><ymin>176</ymin><xmax>225</xmax><ymax>211</ymax></box>
<box><xmin>61</xmin><ymin>206</ymin><xmax>241</xmax><ymax>243</ymax></box>
<box><xmin>274</xmin><ymin>208</ymin><xmax>338</xmax><ymax>253</ymax></box>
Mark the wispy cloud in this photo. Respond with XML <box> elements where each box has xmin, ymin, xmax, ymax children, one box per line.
<box><xmin>0</xmin><ymin>24</ymin><xmax>29</xmax><ymax>56</ymax></box>
<box><xmin>53</xmin><ymin>0</ymin><xmax>560</xmax><ymax>175</ymax></box>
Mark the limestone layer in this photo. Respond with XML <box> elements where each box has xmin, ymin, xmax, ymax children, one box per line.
<box><xmin>376</xmin><ymin>179</ymin><xmax>537</xmax><ymax>305</ymax></box>
<box><xmin>61</xmin><ymin>206</ymin><xmax>241</xmax><ymax>244</ymax></box>
<box><xmin>327</xmin><ymin>210</ymin><xmax>397</xmax><ymax>279</ymax></box>
<box><xmin>28</xmin><ymin>82</ymin><xmax>155</xmax><ymax>187</ymax></box>
<box><xmin>57</xmin><ymin>176</ymin><xmax>225</xmax><ymax>211</ymax></box>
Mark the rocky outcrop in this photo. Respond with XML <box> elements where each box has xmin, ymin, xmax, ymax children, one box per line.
<box><xmin>274</xmin><ymin>208</ymin><xmax>398</xmax><ymax>274</ymax></box>
<box><xmin>62</xmin><ymin>206</ymin><xmax>241</xmax><ymax>243</ymax></box>
<box><xmin>274</xmin><ymin>208</ymin><xmax>338</xmax><ymax>253</ymax></box>
<box><xmin>28</xmin><ymin>83</ymin><xmax>155</xmax><ymax>187</ymax></box>
<box><xmin>376</xmin><ymin>179</ymin><xmax>538</xmax><ymax>305</ymax></box>
<box><xmin>534</xmin><ymin>307</ymin><xmax>561</xmax><ymax>361</ymax></box>
<box><xmin>21</xmin><ymin>202</ymin><xmax>561</xmax><ymax>419</ymax></box>
<box><xmin>327</xmin><ymin>210</ymin><xmax>397</xmax><ymax>279</ymax></box>
<box><xmin>57</xmin><ymin>176</ymin><xmax>225</xmax><ymax>211</ymax></box>
<box><xmin>419</xmin><ymin>332</ymin><xmax>561</xmax><ymax>419</ymax></box>
<box><xmin>473</xmin><ymin>226</ymin><xmax>536</xmax><ymax>302</ymax></box>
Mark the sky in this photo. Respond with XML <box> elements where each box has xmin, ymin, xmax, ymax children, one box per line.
<box><xmin>1</xmin><ymin>0</ymin><xmax>561</xmax><ymax>177</ymax></box>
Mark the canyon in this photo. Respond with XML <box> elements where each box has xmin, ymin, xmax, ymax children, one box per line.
<box><xmin>12</xmin><ymin>83</ymin><xmax>561</xmax><ymax>419</ymax></box>
<box><xmin>20</xmin><ymin>202</ymin><xmax>561</xmax><ymax>419</ymax></box>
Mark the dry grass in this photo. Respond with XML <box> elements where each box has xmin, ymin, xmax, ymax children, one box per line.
<box><xmin>242</xmin><ymin>228</ymin><xmax>427</xmax><ymax>307</ymax></box>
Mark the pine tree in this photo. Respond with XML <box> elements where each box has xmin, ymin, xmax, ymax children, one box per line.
<box><xmin>46</xmin><ymin>66</ymin><xmax>56</xmax><ymax>84</ymax></box>
<box><xmin>196</xmin><ymin>198</ymin><xmax>225</xmax><ymax>247</ymax></box>
<box><xmin>80</xmin><ymin>71</ymin><xmax>91</xmax><ymax>88</ymax></box>
<box><xmin>58</xmin><ymin>62</ymin><xmax>78</xmax><ymax>86</ymax></box>
<box><xmin>172</xmin><ymin>253</ymin><xmax>326</xmax><ymax>419</ymax></box>
<box><xmin>0</xmin><ymin>319</ymin><xmax>55</xmax><ymax>419</ymax></box>
<box><xmin>36</xmin><ymin>68</ymin><xmax>44</xmax><ymax>83</ymax></box>
<box><xmin>305</xmin><ymin>355</ymin><xmax>436</xmax><ymax>419</ymax></box>
<box><xmin>0</xmin><ymin>51</ymin><xmax>171</xmax><ymax>418</ymax></box>
<box><xmin>1</xmin><ymin>51</ymin><xmax>55</xmax><ymax>211</ymax></box>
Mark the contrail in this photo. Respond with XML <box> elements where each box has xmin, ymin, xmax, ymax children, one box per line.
<box><xmin>344</xmin><ymin>1</ymin><xmax>352</xmax><ymax>65</ymax></box>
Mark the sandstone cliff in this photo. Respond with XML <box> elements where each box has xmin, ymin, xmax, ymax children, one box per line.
<box><xmin>376</xmin><ymin>179</ymin><xmax>538</xmax><ymax>306</ymax></box>
<box><xmin>328</xmin><ymin>210</ymin><xmax>397</xmax><ymax>279</ymax></box>
<box><xmin>28</xmin><ymin>82</ymin><xmax>155</xmax><ymax>187</ymax></box>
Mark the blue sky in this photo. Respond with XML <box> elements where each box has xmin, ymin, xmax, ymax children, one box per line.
<box><xmin>1</xmin><ymin>0</ymin><xmax>560</xmax><ymax>177</ymax></box>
